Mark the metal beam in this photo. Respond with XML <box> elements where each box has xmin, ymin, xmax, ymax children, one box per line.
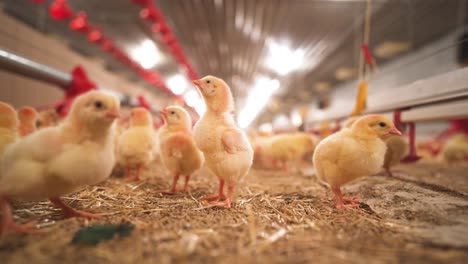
<box><xmin>0</xmin><ymin>49</ymin><xmax>71</xmax><ymax>87</ymax></box>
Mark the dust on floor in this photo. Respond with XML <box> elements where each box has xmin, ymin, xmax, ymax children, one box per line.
<box><xmin>1</xmin><ymin>162</ymin><xmax>467</xmax><ymax>264</ymax></box>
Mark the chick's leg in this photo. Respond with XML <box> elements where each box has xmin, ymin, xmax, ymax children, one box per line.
<box><xmin>0</xmin><ymin>196</ymin><xmax>43</xmax><ymax>237</ymax></box>
<box><xmin>201</xmin><ymin>179</ymin><xmax>226</xmax><ymax>202</ymax></box>
<box><xmin>156</xmin><ymin>173</ymin><xmax>180</xmax><ymax>195</ymax></box>
<box><xmin>331</xmin><ymin>186</ymin><xmax>360</xmax><ymax>210</ymax></box>
<box><xmin>384</xmin><ymin>166</ymin><xmax>393</xmax><ymax>177</ymax></box>
<box><xmin>49</xmin><ymin>197</ymin><xmax>101</xmax><ymax>219</ymax></box>
<box><xmin>207</xmin><ymin>185</ymin><xmax>234</xmax><ymax>208</ymax></box>
<box><xmin>182</xmin><ymin>175</ymin><xmax>191</xmax><ymax>192</ymax></box>
<box><xmin>125</xmin><ymin>165</ymin><xmax>143</xmax><ymax>181</ymax></box>
<box><xmin>124</xmin><ymin>167</ymin><xmax>134</xmax><ymax>181</ymax></box>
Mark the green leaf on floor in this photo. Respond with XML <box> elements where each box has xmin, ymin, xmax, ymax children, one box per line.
<box><xmin>71</xmin><ymin>223</ymin><xmax>135</xmax><ymax>245</ymax></box>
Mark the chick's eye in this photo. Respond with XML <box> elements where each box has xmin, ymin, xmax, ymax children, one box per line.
<box><xmin>94</xmin><ymin>101</ymin><xmax>103</xmax><ymax>109</ymax></box>
<box><xmin>171</xmin><ymin>111</ymin><xmax>175</xmax><ymax>115</ymax></box>
<box><xmin>378</xmin><ymin>122</ymin><xmax>386</xmax><ymax>127</ymax></box>
<box><xmin>206</xmin><ymin>80</ymin><xmax>211</xmax><ymax>84</ymax></box>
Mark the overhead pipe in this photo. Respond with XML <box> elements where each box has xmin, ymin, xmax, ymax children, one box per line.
<box><xmin>0</xmin><ymin>49</ymin><xmax>71</xmax><ymax>87</ymax></box>
<box><xmin>0</xmin><ymin>49</ymin><xmax>148</xmax><ymax>110</ymax></box>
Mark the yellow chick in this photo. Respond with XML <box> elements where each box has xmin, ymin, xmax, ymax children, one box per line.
<box><xmin>251</xmin><ymin>134</ymin><xmax>274</xmax><ymax>168</ymax></box>
<box><xmin>192</xmin><ymin>76</ymin><xmax>253</xmax><ymax>208</ymax></box>
<box><xmin>440</xmin><ymin>133</ymin><xmax>468</xmax><ymax>164</ymax></box>
<box><xmin>158</xmin><ymin>106</ymin><xmax>203</xmax><ymax>194</ymax></box>
<box><xmin>37</xmin><ymin>109</ymin><xmax>60</xmax><ymax>129</ymax></box>
<box><xmin>18</xmin><ymin>106</ymin><xmax>38</xmax><ymax>137</ymax></box>
<box><xmin>0</xmin><ymin>91</ymin><xmax>120</xmax><ymax>235</ymax></box>
<box><xmin>268</xmin><ymin>132</ymin><xmax>316</xmax><ymax>171</ymax></box>
<box><xmin>313</xmin><ymin>115</ymin><xmax>401</xmax><ymax>209</ymax></box>
<box><xmin>383</xmin><ymin>136</ymin><xmax>408</xmax><ymax>176</ymax></box>
<box><xmin>0</xmin><ymin>102</ymin><xmax>19</xmax><ymax>158</ymax></box>
<box><xmin>342</xmin><ymin>116</ymin><xmax>360</xmax><ymax>129</ymax></box>
<box><xmin>344</xmin><ymin>115</ymin><xmax>408</xmax><ymax>176</ymax></box>
<box><xmin>118</xmin><ymin>107</ymin><xmax>155</xmax><ymax>181</ymax></box>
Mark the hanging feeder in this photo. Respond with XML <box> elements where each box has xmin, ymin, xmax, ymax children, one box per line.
<box><xmin>139</xmin><ymin>7</ymin><xmax>158</xmax><ymax>22</ymax></box>
<box><xmin>70</xmin><ymin>12</ymin><xmax>90</xmax><ymax>33</ymax></box>
<box><xmin>100</xmin><ymin>38</ymin><xmax>114</xmax><ymax>52</ymax></box>
<box><xmin>49</xmin><ymin>0</ymin><xmax>73</xmax><ymax>20</ymax></box>
<box><xmin>87</xmin><ymin>27</ymin><xmax>103</xmax><ymax>43</ymax></box>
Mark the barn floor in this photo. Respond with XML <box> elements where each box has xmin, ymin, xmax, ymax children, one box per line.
<box><xmin>1</xmin><ymin>161</ymin><xmax>468</xmax><ymax>264</ymax></box>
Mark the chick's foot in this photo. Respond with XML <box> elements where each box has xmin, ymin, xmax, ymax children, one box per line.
<box><xmin>49</xmin><ymin>198</ymin><xmax>101</xmax><ymax>219</ymax></box>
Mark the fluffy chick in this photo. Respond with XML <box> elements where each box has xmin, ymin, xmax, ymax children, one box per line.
<box><xmin>158</xmin><ymin>106</ymin><xmax>203</xmax><ymax>194</ymax></box>
<box><xmin>0</xmin><ymin>91</ymin><xmax>120</xmax><ymax>235</ymax></box>
<box><xmin>440</xmin><ymin>133</ymin><xmax>468</xmax><ymax>164</ymax></box>
<box><xmin>118</xmin><ymin>107</ymin><xmax>155</xmax><ymax>181</ymax></box>
<box><xmin>193</xmin><ymin>76</ymin><xmax>253</xmax><ymax>208</ymax></box>
<box><xmin>37</xmin><ymin>109</ymin><xmax>60</xmax><ymax>128</ymax></box>
<box><xmin>344</xmin><ymin>116</ymin><xmax>408</xmax><ymax>176</ymax></box>
<box><xmin>383</xmin><ymin>136</ymin><xmax>408</xmax><ymax>176</ymax></box>
<box><xmin>268</xmin><ymin>133</ymin><xmax>316</xmax><ymax>172</ymax></box>
<box><xmin>18</xmin><ymin>106</ymin><xmax>38</xmax><ymax>137</ymax></box>
<box><xmin>0</xmin><ymin>102</ymin><xmax>19</xmax><ymax>158</ymax></box>
<box><xmin>313</xmin><ymin>115</ymin><xmax>401</xmax><ymax>209</ymax></box>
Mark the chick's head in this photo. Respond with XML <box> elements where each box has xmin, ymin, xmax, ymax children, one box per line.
<box><xmin>68</xmin><ymin>91</ymin><xmax>120</xmax><ymax>128</ymax></box>
<box><xmin>351</xmin><ymin>115</ymin><xmax>402</xmax><ymax>140</ymax></box>
<box><xmin>160</xmin><ymin>105</ymin><xmax>191</xmax><ymax>129</ymax></box>
<box><xmin>192</xmin><ymin>75</ymin><xmax>234</xmax><ymax>113</ymax></box>
<box><xmin>0</xmin><ymin>102</ymin><xmax>18</xmax><ymax>129</ymax></box>
<box><xmin>130</xmin><ymin>107</ymin><xmax>152</xmax><ymax>127</ymax></box>
<box><xmin>18</xmin><ymin>106</ymin><xmax>38</xmax><ymax>123</ymax></box>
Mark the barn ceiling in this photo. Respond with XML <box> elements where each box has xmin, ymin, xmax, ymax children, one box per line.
<box><xmin>2</xmin><ymin>0</ymin><xmax>467</xmax><ymax>126</ymax></box>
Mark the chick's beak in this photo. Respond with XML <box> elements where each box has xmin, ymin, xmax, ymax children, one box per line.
<box><xmin>388</xmin><ymin>127</ymin><xmax>402</xmax><ymax>136</ymax></box>
<box><xmin>106</xmin><ymin>108</ymin><xmax>120</xmax><ymax>119</ymax></box>
<box><xmin>192</xmin><ymin>79</ymin><xmax>202</xmax><ymax>88</ymax></box>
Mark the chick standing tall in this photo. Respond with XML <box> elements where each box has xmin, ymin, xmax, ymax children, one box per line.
<box><xmin>192</xmin><ymin>76</ymin><xmax>253</xmax><ymax>208</ymax></box>
<box><xmin>158</xmin><ymin>106</ymin><xmax>203</xmax><ymax>194</ymax></box>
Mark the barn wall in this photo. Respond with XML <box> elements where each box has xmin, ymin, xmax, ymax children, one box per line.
<box><xmin>0</xmin><ymin>11</ymin><xmax>166</xmax><ymax>109</ymax></box>
<box><xmin>317</xmin><ymin>31</ymin><xmax>460</xmax><ymax>115</ymax></box>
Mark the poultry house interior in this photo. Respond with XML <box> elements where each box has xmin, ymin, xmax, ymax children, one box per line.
<box><xmin>0</xmin><ymin>0</ymin><xmax>467</xmax><ymax>263</ymax></box>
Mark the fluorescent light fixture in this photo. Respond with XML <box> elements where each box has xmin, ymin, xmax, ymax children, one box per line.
<box><xmin>334</xmin><ymin>67</ymin><xmax>357</xmax><ymax>81</ymax></box>
<box><xmin>266</xmin><ymin>42</ymin><xmax>305</xmax><ymax>75</ymax></box>
<box><xmin>130</xmin><ymin>39</ymin><xmax>162</xmax><ymax>69</ymax></box>
<box><xmin>258</xmin><ymin>123</ymin><xmax>273</xmax><ymax>133</ymax></box>
<box><xmin>167</xmin><ymin>74</ymin><xmax>189</xmax><ymax>95</ymax></box>
<box><xmin>184</xmin><ymin>89</ymin><xmax>206</xmax><ymax>116</ymax></box>
<box><xmin>238</xmin><ymin>77</ymin><xmax>280</xmax><ymax>128</ymax></box>
<box><xmin>290</xmin><ymin>110</ymin><xmax>303</xmax><ymax>127</ymax></box>
<box><xmin>272</xmin><ymin>114</ymin><xmax>292</xmax><ymax>130</ymax></box>
<box><xmin>314</xmin><ymin>82</ymin><xmax>331</xmax><ymax>93</ymax></box>
<box><xmin>374</xmin><ymin>41</ymin><xmax>410</xmax><ymax>59</ymax></box>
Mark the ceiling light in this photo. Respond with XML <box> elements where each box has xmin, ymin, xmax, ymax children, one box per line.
<box><xmin>238</xmin><ymin>77</ymin><xmax>280</xmax><ymax>128</ymax></box>
<box><xmin>334</xmin><ymin>67</ymin><xmax>357</xmax><ymax>81</ymax></box>
<box><xmin>258</xmin><ymin>123</ymin><xmax>273</xmax><ymax>133</ymax></box>
<box><xmin>266</xmin><ymin>42</ymin><xmax>304</xmax><ymax>75</ymax></box>
<box><xmin>290</xmin><ymin>110</ymin><xmax>303</xmax><ymax>127</ymax></box>
<box><xmin>314</xmin><ymin>82</ymin><xmax>331</xmax><ymax>93</ymax></box>
<box><xmin>129</xmin><ymin>39</ymin><xmax>162</xmax><ymax>69</ymax></box>
<box><xmin>184</xmin><ymin>89</ymin><xmax>206</xmax><ymax>116</ymax></box>
<box><xmin>272</xmin><ymin>114</ymin><xmax>292</xmax><ymax>130</ymax></box>
<box><xmin>167</xmin><ymin>74</ymin><xmax>189</xmax><ymax>95</ymax></box>
<box><xmin>374</xmin><ymin>41</ymin><xmax>410</xmax><ymax>59</ymax></box>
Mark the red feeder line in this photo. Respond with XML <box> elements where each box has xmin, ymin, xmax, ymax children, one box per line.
<box><xmin>131</xmin><ymin>1</ymin><xmax>200</xmax><ymax>81</ymax></box>
<box><xmin>41</xmin><ymin>1</ymin><xmax>176</xmax><ymax>99</ymax></box>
